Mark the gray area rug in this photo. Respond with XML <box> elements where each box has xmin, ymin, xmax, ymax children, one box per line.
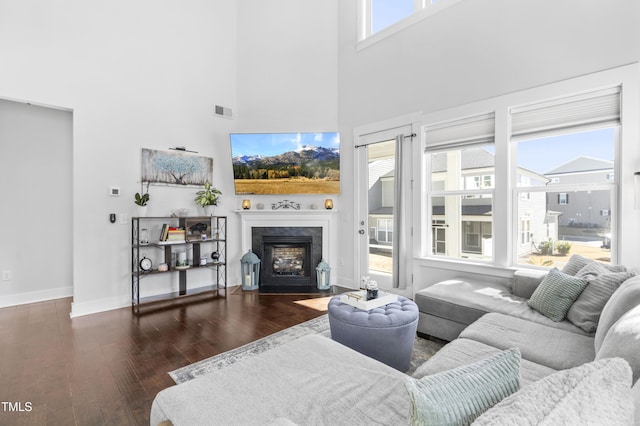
<box><xmin>170</xmin><ymin>314</ymin><xmax>444</xmax><ymax>384</ymax></box>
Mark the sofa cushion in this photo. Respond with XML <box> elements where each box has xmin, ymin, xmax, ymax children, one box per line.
<box><xmin>460</xmin><ymin>313</ymin><xmax>595</xmax><ymax>371</ymax></box>
<box><xmin>596</xmin><ymin>305</ymin><xmax>640</xmax><ymax>384</ymax></box>
<box><xmin>414</xmin><ymin>279</ymin><xmax>518</xmax><ymax>327</ymax></box>
<box><xmin>566</xmin><ymin>263</ymin><xmax>635</xmax><ymax>333</ymax></box>
<box><xmin>471</xmin><ymin>358</ymin><xmax>634</xmax><ymax>426</ymax></box>
<box><xmin>413</xmin><ymin>337</ymin><xmax>557</xmax><ymax>387</ymax></box>
<box><xmin>594</xmin><ymin>275</ymin><xmax>640</xmax><ymax>353</ymax></box>
<box><xmin>405</xmin><ymin>348</ymin><xmax>521</xmax><ymax>426</ymax></box>
<box><xmin>527</xmin><ymin>268</ymin><xmax>588</xmax><ymax>322</ymax></box>
<box><xmin>151</xmin><ymin>334</ymin><xmax>410</xmax><ymax>425</ymax></box>
<box><xmin>561</xmin><ymin>253</ymin><xmax>627</xmax><ymax>276</ymax></box>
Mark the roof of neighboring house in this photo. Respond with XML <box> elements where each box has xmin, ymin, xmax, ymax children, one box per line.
<box><xmin>545</xmin><ymin>156</ymin><xmax>613</xmax><ymax>175</ymax></box>
<box><xmin>370</xmin><ymin>207</ymin><xmax>394</xmax><ymax>215</ymax></box>
<box><xmin>432</xmin><ymin>147</ymin><xmax>495</xmax><ymax>172</ymax></box>
<box><xmin>432</xmin><ymin>205</ymin><xmax>493</xmax><ymax>216</ymax></box>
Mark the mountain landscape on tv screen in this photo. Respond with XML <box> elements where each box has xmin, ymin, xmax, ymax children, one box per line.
<box><xmin>232</xmin><ymin>144</ymin><xmax>340</xmax><ymax>195</ymax></box>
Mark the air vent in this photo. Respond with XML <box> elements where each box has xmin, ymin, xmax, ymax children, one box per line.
<box><xmin>214</xmin><ymin>105</ymin><xmax>234</xmax><ymax>119</ymax></box>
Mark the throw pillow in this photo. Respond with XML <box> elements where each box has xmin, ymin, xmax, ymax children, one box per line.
<box><xmin>471</xmin><ymin>358</ymin><xmax>634</xmax><ymax>426</ymax></box>
<box><xmin>405</xmin><ymin>348</ymin><xmax>521</xmax><ymax>426</ymax></box>
<box><xmin>561</xmin><ymin>253</ymin><xmax>627</xmax><ymax>276</ymax></box>
<box><xmin>528</xmin><ymin>268</ymin><xmax>588</xmax><ymax>322</ymax></box>
<box><xmin>566</xmin><ymin>265</ymin><xmax>635</xmax><ymax>333</ymax></box>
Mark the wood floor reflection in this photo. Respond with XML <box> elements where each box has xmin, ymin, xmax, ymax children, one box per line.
<box><xmin>0</xmin><ymin>288</ymin><xmax>330</xmax><ymax>426</ymax></box>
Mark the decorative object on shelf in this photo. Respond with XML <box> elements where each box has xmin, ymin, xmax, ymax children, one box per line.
<box><xmin>310</xmin><ymin>203</ymin><xmax>318</xmax><ymax>210</ymax></box>
<box><xmin>256</xmin><ymin>203</ymin><xmax>265</xmax><ymax>210</ymax></box>
<box><xmin>316</xmin><ymin>259</ymin><xmax>331</xmax><ymax>290</ymax></box>
<box><xmin>140</xmin><ymin>256</ymin><xmax>152</xmax><ymax>272</ymax></box>
<box><xmin>157</xmin><ymin>262</ymin><xmax>169</xmax><ymax>272</ymax></box>
<box><xmin>141</xmin><ymin>148</ymin><xmax>212</xmax><ymax>186</ymax></box>
<box><xmin>240</xmin><ymin>250</ymin><xmax>260</xmax><ymax>290</ymax></box>
<box><xmin>195</xmin><ymin>181</ymin><xmax>222</xmax><ymax>216</ymax></box>
<box><xmin>271</xmin><ymin>200</ymin><xmax>301</xmax><ymax>210</ymax></box>
<box><xmin>242</xmin><ymin>199</ymin><xmax>251</xmax><ymax>210</ymax></box>
<box><xmin>324</xmin><ymin>199</ymin><xmax>334</xmax><ymax>210</ymax></box>
<box><xmin>199</xmin><ymin>257</ymin><xmax>208</xmax><ymax>266</ymax></box>
<box><xmin>177</xmin><ymin>251</ymin><xmax>188</xmax><ymax>267</ymax></box>
<box><xmin>211</xmin><ymin>251</ymin><xmax>220</xmax><ymax>261</ymax></box>
<box><xmin>185</xmin><ymin>218</ymin><xmax>212</xmax><ymax>241</ymax></box>
<box><xmin>139</xmin><ymin>228</ymin><xmax>149</xmax><ymax>245</ymax></box>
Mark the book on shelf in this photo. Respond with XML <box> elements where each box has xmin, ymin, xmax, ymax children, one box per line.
<box><xmin>339</xmin><ymin>290</ymin><xmax>398</xmax><ymax>311</ymax></box>
<box><xmin>156</xmin><ymin>225</ymin><xmax>186</xmax><ymax>242</ymax></box>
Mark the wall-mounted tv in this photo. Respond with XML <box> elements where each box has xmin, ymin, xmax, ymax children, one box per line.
<box><xmin>230</xmin><ymin>132</ymin><xmax>340</xmax><ymax>195</ymax></box>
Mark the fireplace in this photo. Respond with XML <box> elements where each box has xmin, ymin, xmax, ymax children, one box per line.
<box><xmin>252</xmin><ymin>227</ymin><xmax>322</xmax><ymax>293</ymax></box>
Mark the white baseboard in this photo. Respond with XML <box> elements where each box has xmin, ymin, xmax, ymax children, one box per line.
<box><xmin>70</xmin><ymin>296</ymin><xmax>130</xmax><ymax>318</ymax></box>
<box><xmin>0</xmin><ymin>286</ymin><xmax>73</xmax><ymax>308</ymax></box>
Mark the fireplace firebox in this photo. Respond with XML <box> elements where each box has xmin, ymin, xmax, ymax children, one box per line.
<box><xmin>251</xmin><ymin>227</ymin><xmax>322</xmax><ymax>293</ymax></box>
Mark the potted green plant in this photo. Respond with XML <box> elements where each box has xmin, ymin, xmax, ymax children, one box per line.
<box><xmin>134</xmin><ymin>192</ymin><xmax>149</xmax><ymax>207</ymax></box>
<box><xmin>134</xmin><ymin>192</ymin><xmax>149</xmax><ymax>216</ymax></box>
<box><xmin>195</xmin><ymin>181</ymin><xmax>222</xmax><ymax>216</ymax></box>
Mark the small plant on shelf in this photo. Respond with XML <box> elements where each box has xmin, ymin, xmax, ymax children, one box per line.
<box><xmin>194</xmin><ymin>181</ymin><xmax>222</xmax><ymax>207</ymax></box>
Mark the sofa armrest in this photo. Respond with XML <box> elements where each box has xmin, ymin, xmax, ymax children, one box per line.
<box><xmin>513</xmin><ymin>269</ymin><xmax>548</xmax><ymax>299</ymax></box>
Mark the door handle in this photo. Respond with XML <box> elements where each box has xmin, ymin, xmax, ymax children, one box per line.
<box><xmin>358</xmin><ymin>229</ymin><xmax>365</xmax><ymax>235</ymax></box>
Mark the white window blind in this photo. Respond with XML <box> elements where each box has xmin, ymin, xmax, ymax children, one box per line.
<box><xmin>424</xmin><ymin>112</ymin><xmax>495</xmax><ymax>151</ymax></box>
<box><xmin>511</xmin><ymin>86</ymin><xmax>621</xmax><ymax>141</ymax></box>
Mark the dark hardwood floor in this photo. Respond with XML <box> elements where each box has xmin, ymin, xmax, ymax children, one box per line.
<box><xmin>0</xmin><ymin>287</ymin><xmax>330</xmax><ymax>426</ymax></box>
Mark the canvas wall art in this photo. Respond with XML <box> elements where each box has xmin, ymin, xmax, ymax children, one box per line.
<box><xmin>142</xmin><ymin>148</ymin><xmax>213</xmax><ymax>186</ymax></box>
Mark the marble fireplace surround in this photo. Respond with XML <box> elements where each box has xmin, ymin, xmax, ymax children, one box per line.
<box><xmin>236</xmin><ymin>209</ymin><xmax>339</xmax><ymax>287</ymax></box>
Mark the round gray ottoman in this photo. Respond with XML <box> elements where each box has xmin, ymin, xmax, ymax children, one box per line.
<box><xmin>328</xmin><ymin>295</ymin><xmax>419</xmax><ymax>371</ymax></box>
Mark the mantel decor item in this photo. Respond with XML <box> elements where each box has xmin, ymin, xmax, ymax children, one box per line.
<box><xmin>242</xmin><ymin>199</ymin><xmax>251</xmax><ymax>210</ymax></box>
<box><xmin>272</xmin><ymin>200</ymin><xmax>301</xmax><ymax>210</ymax></box>
<box><xmin>324</xmin><ymin>199</ymin><xmax>334</xmax><ymax>210</ymax></box>
<box><xmin>241</xmin><ymin>250</ymin><xmax>260</xmax><ymax>290</ymax></box>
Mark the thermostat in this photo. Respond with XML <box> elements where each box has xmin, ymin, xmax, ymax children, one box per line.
<box><xmin>110</xmin><ymin>186</ymin><xmax>120</xmax><ymax>196</ymax></box>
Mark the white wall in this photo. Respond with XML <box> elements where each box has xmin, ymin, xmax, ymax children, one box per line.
<box><xmin>234</xmin><ymin>0</ymin><xmax>340</xmax><ymax>210</ymax></box>
<box><xmin>0</xmin><ymin>0</ymin><xmax>239</xmax><ymax>315</ymax></box>
<box><xmin>0</xmin><ymin>100</ymin><xmax>73</xmax><ymax>306</ymax></box>
<box><xmin>0</xmin><ymin>0</ymin><xmax>340</xmax><ymax>316</ymax></box>
<box><xmin>336</xmin><ymin>0</ymin><xmax>640</xmax><ymax>289</ymax></box>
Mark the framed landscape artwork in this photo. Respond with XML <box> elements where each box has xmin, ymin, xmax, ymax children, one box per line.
<box><xmin>230</xmin><ymin>132</ymin><xmax>340</xmax><ymax>195</ymax></box>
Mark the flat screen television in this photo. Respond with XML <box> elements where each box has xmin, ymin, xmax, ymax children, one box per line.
<box><xmin>230</xmin><ymin>132</ymin><xmax>340</xmax><ymax>195</ymax></box>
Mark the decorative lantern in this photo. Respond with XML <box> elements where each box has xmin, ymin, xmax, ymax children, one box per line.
<box><xmin>324</xmin><ymin>199</ymin><xmax>334</xmax><ymax>210</ymax></box>
<box><xmin>241</xmin><ymin>250</ymin><xmax>260</xmax><ymax>290</ymax></box>
<box><xmin>316</xmin><ymin>259</ymin><xmax>331</xmax><ymax>290</ymax></box>
<box><xmin>242</xmin><ymin>199</ymin><xmax>251</xmax><ymax>210</ymax></box>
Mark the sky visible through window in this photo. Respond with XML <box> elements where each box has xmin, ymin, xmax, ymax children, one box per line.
<box><xmin>371</xmin><ymin>0</ymin><xmax>414</xmax><ymax>33</ymax></box>
<box><xmin>517</xmin><ymin>128</ymin><xmax>614</xmax><ymax>175</ymax></box>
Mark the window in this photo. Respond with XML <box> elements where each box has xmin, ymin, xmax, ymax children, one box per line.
<box><xmin>512</xmin><ymin>87</ymin><xmax>619</xmax><ymax>268</ymax></box>
<box><xmin>377</xmin><ymin>219</ymin><xmax>393</xmax><ymax>243</ymax></box>
<box><xmin>426</xmin><ymin>113</ymin><xmax>495</xmax><ymax>260</ymax></box>
<box><xmin>422</xmin><ymin>73</ymin><xmax>627</xmax><ymax>269</ymax></box>
<box><xmin>558</xmin><ymin>193</ymin><xmax>569</xmax><ymax>205</ymax></box>
<box><xmin>371</xmin><ymin>0</ymin><xmax>414</xmax><ymax>34</ymax></box>
<box><xmin>359</xmin><ymin>0</ymin><xmax>463</xmax><ymax>45</ymax></box>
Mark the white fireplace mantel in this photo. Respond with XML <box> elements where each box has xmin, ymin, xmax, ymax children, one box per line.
<box><xmin>235</xmin><ymin>209</ymin><xmax>339</xmax><ymax>284</ymax></box>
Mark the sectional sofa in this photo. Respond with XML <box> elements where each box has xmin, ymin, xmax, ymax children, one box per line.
<box><xmin>151</xmin><ymin>254</ymin><xmax>640</xmax><ymax>425</ymax></box>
